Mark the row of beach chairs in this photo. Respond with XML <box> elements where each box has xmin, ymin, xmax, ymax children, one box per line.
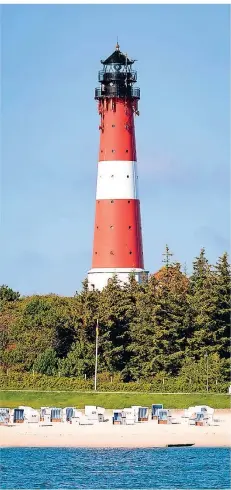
<box><xmin>0</xmin><ymin>404</ymin><xmax>215</xmax><ymax>427</ymax></box>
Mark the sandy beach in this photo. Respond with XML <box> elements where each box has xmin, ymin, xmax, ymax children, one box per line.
<box><xmin>1</xmin><ymin>410</ymin><xmax>230</xmax><ymax>448</ymax></box>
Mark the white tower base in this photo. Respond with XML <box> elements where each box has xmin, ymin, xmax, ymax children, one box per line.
<box><xmin>88</xmin><ymin>268</ymin><xmax>148</xmax><ymax>291</ymax></box>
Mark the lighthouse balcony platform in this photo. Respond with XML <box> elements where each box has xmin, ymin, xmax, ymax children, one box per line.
<box><xmin>95</xmin><ymin>86</ymin><xmax>140</xmax><ymax>100</ymax></box>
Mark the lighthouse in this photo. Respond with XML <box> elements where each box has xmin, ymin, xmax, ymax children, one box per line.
<box><xmin>88</xmin><ymin>43</ymin><xmax>148</xmax><ymax>291</ymax></box>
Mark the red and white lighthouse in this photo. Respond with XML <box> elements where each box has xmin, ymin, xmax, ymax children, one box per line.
<box><xmin>88</xmin><ymin>43</ymin><xmax>148</xmax><ymax>290</ymax></box>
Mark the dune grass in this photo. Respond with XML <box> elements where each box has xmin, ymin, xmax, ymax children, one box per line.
<box><xmin>0</xmin><ymin>390</ymin><xmax>230</xmax><ymax>409</ymax></box>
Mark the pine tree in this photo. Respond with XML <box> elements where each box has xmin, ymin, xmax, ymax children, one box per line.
<box><xmin>97</xmin><ymin>275</ymin><xmax>133</xmax><ymax>375</ymax></box>
<box><xmin>128</xmin><ymin>261</ymin><xmax>189</xmax><ymax>379</ymax></box>
<box><xmin>213</xmin><ymin>252</ymin><xmax>230</xmax><ymax>360</ymax></box>
<box><xmin>127</xmin><ymin>274</ymin><xmax>159</xmax><ymax>380</ymax></box>
<box><xmin>33</xmin><ymin>348</ymin><xmax>58</xmax><ymax>376</ymax></box>
<box><xmin>58</xmin><ymin>340</ymin><xmax>95</xmax><ymax>377</ymax></box>
<box><xmin>186</xmin><ymin>248</ymin><xmax>218</xmax><ymax>360</ymax></box>
<box><xmin>151</xmin><ymin>262</ymin><xmax>189</xmax><ymax>375</ymax></box>
<box><xmin>75</xmin><ymin>279</ymin><xmax>100</xmax><ymax>343</ymax></box>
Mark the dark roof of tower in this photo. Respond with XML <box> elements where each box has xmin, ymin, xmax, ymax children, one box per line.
<box><xmin>101</xmin><ymin>45</ymin><xmax>134</xmax><ymax>65</ymax></box>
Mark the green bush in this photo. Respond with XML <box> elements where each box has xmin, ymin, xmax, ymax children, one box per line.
<box><xmin>0</xmin><ymin>371</ymin><xmax>229</xmax><ymax>393</ymax></box>
<box><xmin>0</xmin><ymin>373</ymin><xmax>93</xmax><ymax>391</ymax></box>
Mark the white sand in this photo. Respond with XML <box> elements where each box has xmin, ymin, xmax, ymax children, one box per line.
<box><xmin>1</xmin><ymin>410</ymin><xmax>230</xmax><ymax>448</ymax></box>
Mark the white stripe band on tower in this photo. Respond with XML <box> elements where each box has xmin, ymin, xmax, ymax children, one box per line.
<box><xmin>88</xmin><ymin>268</ymin><xmax>145</xmax><ymax>290</ymax></box>
<box><xmin>96</xmin><ymin>160</ymin><xmax>139</xmax><ymax>200</ymax></box>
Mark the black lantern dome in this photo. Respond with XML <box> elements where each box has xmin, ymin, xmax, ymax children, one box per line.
<box><xmin>95</xmin><ymin>43</ymin><xmax>140</xmax><ymax>100</ymax></box>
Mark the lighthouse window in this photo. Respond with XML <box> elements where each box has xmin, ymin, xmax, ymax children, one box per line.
<box><xmin>111</xmin><ymin>174</ymin><xmax>114</xmax><ymax>178</ymax></box>
<box><xmin>112</xmin><ymin>124</ymin><xmax>115</xmax><ymax>127</ymax></box>
<box><xmin>110</xmin><ymin>250</ymin><xmax>114</xmax><ymax>255</ymax></box>
<box><xmin>126</xmin><ymin>150</ymin><xmax>128</xmax><ymax>153</ymax></box>
<box><xmin>128</xmin><ymin>200</ymin><xmax>130</xmax><ymax>203</ymax></box>
<box><xmin>110</xmin><ymin>225</ymin><xmax>114</xmax><ymax>229</ymax></box>
<box><xmin>129</xmin><ymin>251</ymin><xmax>132</xmax><ymax>255</ymax></box>
<box><xmin>127</xmin><ymin>175</ymin><xmax>129</xmax><ymax>178</ymax></box>
<box><xmin>95</xmin><ymin>252</ymin><xmax>98</xmax><ymax>255</ymax></box>
<box><xmin>111</xmin><ymin>200</ymin><xmax>114</xmax><ymax>203</ymax></box>
<box><xmin>112</xmin><ymin>149</ymin><xmax>115</xmax><ymax>153</ymax></box>
<box><xmin>128</xmin><ymin>226</ymin><xmax>132</xmax><ymax>229</ymax></box>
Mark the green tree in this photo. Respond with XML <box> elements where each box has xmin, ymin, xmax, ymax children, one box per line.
<box><xmin>6</xmin><ymin>296</ymin><xmax>78</xmax><ymax>371</ymax></box>
<box><xmin>33</xmin><ymin>348</ymin><xmax>58</xmax><ymax>375</ymax></box>
<box><xmin>187</xmin><ymin>248</ymin><xmax>219</xmax><ymax>359</ymax></box>
<box><xmin>127</xmin><ymin>274</ymin><xmax>158</xmax><ymax>380</ymax></box>
<box><xmin>127</xmin><ymin>262</ymin><xmax>190</xmax><ymax>379</ymax></box>
<box><xmin>0</xmin><ymin>285</ymin><xmax>20</xmax><ymax>308</ymax></box>
<box><xmin>75</xmin><ymin>279</ymin><xmax>100</xmax><ymax>343</ymax></box>
<box><xmin>151</xmin><ymin>262</ymin><xmax>190</xmax><ymax>375</ymax></box>
<box><xmin>58</xmin><ymin>341</ymin><xmax>95</xmax><ymax>378</ymax></box>
<box><xmin>213</xmin><ymin>252</ymin><xmax>230</xmax><ymax>360</ymax></box>
<box><xmin>97</xmin><ymin>275</ymin><xmax>133</xmax><ymax>375</ymax></box>
<box><xmin>0</xmin><ymin>293</ymin><xmax>21</xmax><ymax>372</ymax></box>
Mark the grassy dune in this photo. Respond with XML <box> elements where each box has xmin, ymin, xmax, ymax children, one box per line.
<box><xmin>0</xmin><ymin>391</ymin><xmax>230</xmax><ymax>409</ymax></box>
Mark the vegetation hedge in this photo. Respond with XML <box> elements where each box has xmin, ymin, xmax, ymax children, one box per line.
<box><xmin>0</xmin><ymin>373</ymin><xmax>229</xmax><ymax>393</ymax></box>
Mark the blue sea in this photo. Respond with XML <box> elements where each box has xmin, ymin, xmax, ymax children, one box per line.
<box><xmin>1</xmin><ymin>447</ymin><xmax>230</xmax><ymax>489</ymax></box>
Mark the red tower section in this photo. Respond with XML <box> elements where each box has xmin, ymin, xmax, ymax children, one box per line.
<box><xmin>88</xmin><ymin>44</ymin><xmax>147</xmax><ymax>290</ymax></box>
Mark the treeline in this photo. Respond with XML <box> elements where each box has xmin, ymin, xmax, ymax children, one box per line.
<box><xmin>0</xmin><ymin>248</ymin><xmax>230</xmax><ymax>390</ymax></box>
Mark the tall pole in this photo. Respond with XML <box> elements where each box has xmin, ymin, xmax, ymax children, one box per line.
<box><xmin>205</xmin><ymin>352</ymin><xmax>209</xmax><ymax>392</ymax></box>
<box><xmin>94</xmin><ymin>319</ymin><xmax>99</xmax><ymax>391</ymax></box>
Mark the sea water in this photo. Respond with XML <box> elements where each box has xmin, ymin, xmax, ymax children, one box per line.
<box><xmin>1</xmin><ymin>447</ymin><xmax>230</xmax><ymax>489</ymax></box>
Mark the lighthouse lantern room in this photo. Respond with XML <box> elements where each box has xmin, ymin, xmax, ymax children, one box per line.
<box><xmin>88</xmin><ymin>43</ymin><xmax>148</xmax><ymax>290</ymax></box>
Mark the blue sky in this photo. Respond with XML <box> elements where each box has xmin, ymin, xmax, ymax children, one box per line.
<box><xmin>2</xmin><ymin>5</ymin><xmax>230</xmax><ymax>296</ymax></box>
